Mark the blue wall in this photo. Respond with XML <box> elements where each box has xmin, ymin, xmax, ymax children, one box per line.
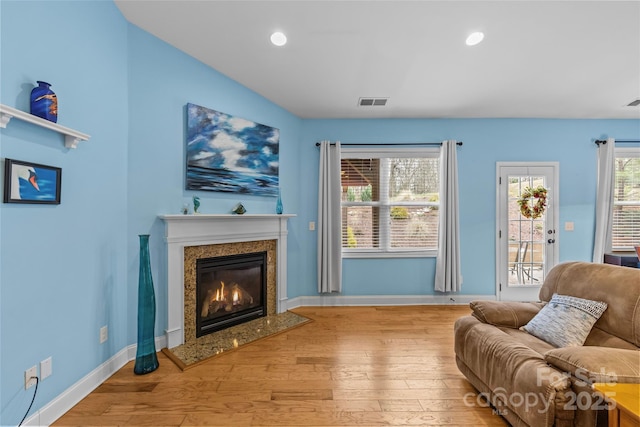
<box><xmin>126</xmin><ymin>24</ymin><xmax>303</xmax><ymax>343</ymax></box>
<box><xmin>0</xmin><ymin>1</ymin><xmax>129</xmax><ymax>424</ymax></box>
<box><xmin>297</xmin><ymin>119</ymin><xmax>640</xmax><ymax>297</ymax></box>
<box><xmin>1</xmin><ymin>1</ymin><xmax>639</xmax><ymax>424</ymax></box>
<box><xmin>1</xmin><ymin>1</ymin><xmax>303</xmax><ymax>423</ymax></box>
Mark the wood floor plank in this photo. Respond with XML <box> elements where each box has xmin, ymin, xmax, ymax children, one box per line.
<box><xmin>378</xmin><ymin>399</ymin><xmax>424</xmax><ymax>412</ymax></box>
<box><xmin>180</xmin><ymin>412</ymin><xmax>254</xmax><ymax>426</ymax></box>
<box><xmin>53</xmin><ymin>306</ymin><xmax>510</xmax><ymax>427</ymax></box>
<box><xmin>270</xmin><ymin>389</ymin><xmax>334</xmax><ymax>400</ymax></box>
<box><xmin>121</xmin><ymin>414</ymin><xmax>186</xmax><ymax>426</ymax></box>
<box><xmin>51</xmin><ymin>415</ymin><xmax>134</xmax><ymax>426</ymax></box>
<box><xmin>248</xmin><ymin>409</ymin><xmax>506</xmax><ymax>426</ymax></box>
<box><xmin>94</xmin><ymin>382</ymin><xmax>159</xmax><ymax>393</ymax></box>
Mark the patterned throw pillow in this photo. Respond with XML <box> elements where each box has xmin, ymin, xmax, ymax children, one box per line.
<box><xmin>521</xmin><ymin>294</ymin><xmax>608</xmax><ymax>347</ymax></box>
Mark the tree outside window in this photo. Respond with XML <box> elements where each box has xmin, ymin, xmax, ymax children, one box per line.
<box><xmin>340</xmin><ymin>149</ymin><xmax>439</xmax><ymax>256</ymax></box>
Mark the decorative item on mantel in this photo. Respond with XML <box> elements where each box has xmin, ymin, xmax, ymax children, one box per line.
<box><xmin>276</xmin><ymin>189</ymin><xmax>284</xmax><ymax>214</ymax></box>
<box><xmin>30</xmin><ymin>81</ymin><xmax>58</xmax><ymax>123</ymax></box>
<box><xmin>192</xmin><ymin>196</ymin><xmax>200</xmax><ymax>214</ymax></box>
<box><xmin>232</xmin><ymin>202</ymin><xmax>246</xmax><ymax>215</ymax></box>
<box><xmin>134</xmin><ymin>234</ymin><xmax>159</xmax><ymax>375</ymax></box>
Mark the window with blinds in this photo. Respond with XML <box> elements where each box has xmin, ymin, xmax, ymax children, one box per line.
<box><xmin>340</xmin><ymin>148</ymin><xmax>440</xmax><ymax>256</ymax></box>
<box><xmin>612</xmin><ymin>149</ymin><xmax>640</xmax><ymax>250</ymax></box>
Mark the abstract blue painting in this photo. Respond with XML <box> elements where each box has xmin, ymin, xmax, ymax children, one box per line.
<box><xmin>186</xmin><ymin>103</ymin><xmax>279</xmax><ymax>196</ymax></box>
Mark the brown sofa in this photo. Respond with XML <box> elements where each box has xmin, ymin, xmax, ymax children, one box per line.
<box><xmin>454</xmin><ymin>261</ymin><xmax>640</xmax><ymax>427</ymax></box>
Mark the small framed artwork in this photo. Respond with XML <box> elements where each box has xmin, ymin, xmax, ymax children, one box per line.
<box><xmin>3</xmin><ymin>158</ymin><xmax>61</xmax><ymax>204</ymax></box>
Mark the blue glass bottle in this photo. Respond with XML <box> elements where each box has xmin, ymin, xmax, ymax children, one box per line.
<box><xmin>134</xmin><ymin>234</ymin><xmax>159</xmax><ymax>374</ymax></box>
<box><xmin>30</xmin><ymin>81</ymin><xmax>58</xmax><ymax>123</ymax></box>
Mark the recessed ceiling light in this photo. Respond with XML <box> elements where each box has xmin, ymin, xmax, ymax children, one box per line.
<box><xmin>466</xmin><ymin>32</ymin><xmax>484</xmax><ymax>46</ymax></box>
<box><xmin>270</xmin><ymin>31</ymin><xmax>287</xmax><ymax>47</ymax></box>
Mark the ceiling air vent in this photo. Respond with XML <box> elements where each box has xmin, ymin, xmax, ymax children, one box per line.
<box><xmin>358</xmin><ymin>97</ymin><xmax>388</xmax><ymax>107</ymax></box>
<box><xmin>627</xmin><ymin>99</ymin><xmax>640</xmax><ymax>107</ymax></box>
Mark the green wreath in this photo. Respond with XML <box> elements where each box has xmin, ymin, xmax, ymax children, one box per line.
<box><xmin>517</xmin><ymin>186</ymin><xmax>547</xmax><ymax>219</ymax></box>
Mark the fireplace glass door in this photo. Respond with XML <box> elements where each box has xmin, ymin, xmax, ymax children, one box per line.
<box><xmin>196</xmin><ymin>252</ymin><xmax>266</xmax><ymax>337</ymax></box>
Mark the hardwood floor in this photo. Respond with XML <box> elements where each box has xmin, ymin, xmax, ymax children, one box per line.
<box><xmin>53</xmin><ymin>306</ymin><xmax>508</xmax><ymax>426</ymax></box>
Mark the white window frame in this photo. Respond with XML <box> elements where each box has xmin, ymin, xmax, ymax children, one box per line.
<box><xmin>341</xmin><ymin>146</ymin><xmax>440</xmax><ymax>259</ymax></box>
<box><xmin>612</xmin><ymin>147</ymin><xmax>640</xmax><ymax>251</ymax></box>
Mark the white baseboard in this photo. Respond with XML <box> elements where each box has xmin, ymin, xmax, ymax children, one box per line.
<box><xmin>24</xmin><ymin>335</ymin><xmax>167</xmax><ymax>427</ymax></box>
<box><xmin>284</xmin><ymin>294</ymin><xmax>496</xmax><ymax>310</ymax></box>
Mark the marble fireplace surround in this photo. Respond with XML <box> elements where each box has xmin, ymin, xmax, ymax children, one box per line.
<box><xmin>159</xmin><ymin>214</ymin><xmax>294</xmax><ymax>349</ymax></box>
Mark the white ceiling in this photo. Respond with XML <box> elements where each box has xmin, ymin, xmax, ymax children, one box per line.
<box><xmin>115</xmin><ymin>1</ymin><xmax>640</xmax><ymax>119</ymax></box>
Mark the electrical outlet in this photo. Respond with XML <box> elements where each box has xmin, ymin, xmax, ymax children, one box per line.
<box><xmin>309</xmin><ymin>221</ymin><xmax>315</xmax><ymax>231</ymax></box>
<box><xmin>40</xmin><ymin>357</ymin><xmax>52</xmax><ymax>380</ymax></box>
<box><xmin>25</xmin><ymin>366</ymin><xmax>37</xmax><ymax>389</ymax></box>
<box><xmin>100</xmin><ymin>326</ymin><xmax>108</xmax><ymax>343</ymax></box>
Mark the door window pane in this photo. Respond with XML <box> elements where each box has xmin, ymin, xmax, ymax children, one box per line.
<box><xmin>507</xmin><ymin>175</ymin><xmax>546</xmax><ymax>286</ymax></box>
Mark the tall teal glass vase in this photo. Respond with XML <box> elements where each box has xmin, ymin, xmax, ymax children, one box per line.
<box><xmin>134</xmin><ymin>234</ymin><xmax>159</xmax><ymax>374</ymax></box>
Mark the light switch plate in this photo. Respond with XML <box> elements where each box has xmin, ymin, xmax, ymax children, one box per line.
<box><xmin>40</xmin><ymin>357</ymin><xmax>52</xmax><ymax>380</ymax></box>
<box><xmin>100</xmin><ymin>326</ymin><xmax>108</xmax><ymax>343</ymax></box>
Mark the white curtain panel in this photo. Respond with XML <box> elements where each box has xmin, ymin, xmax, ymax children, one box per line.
<box><xmin>435</xmin><ymin>140</ymin><xmax>462</xmax><ymax>292</ymax></box>
<box><xmin>592</xmin><ymin>137</ymin><xmax>615</xmax><ymax>263</ymax></box>
<box><xmin>317</xmin><ymin>140</ymin><xmax>342</xmax><ymax>293</ymax></box>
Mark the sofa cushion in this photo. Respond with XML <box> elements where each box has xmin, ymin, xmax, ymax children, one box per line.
<box><xmin>544</xmin><ymin>347</ymin><xmax>640</xmax><ymax>384</ymax></box>
<box><xmin>584</xmin><ymin>326</ymin><xmax>640</xmax><ymax>350</ymax></box>
<box><xmin>455</xmin><ymin>315</ymin><xmax>572</xmax><ymax>427</ymax></box>
<box><xmin>470</xmin><ymin>300</ymin><xmax>545</xmax><ymax>328</ymax></box>
<box><xmin>540</xmin><ymin>261</ymin><xmax>640</xmax><ymax>347</ymax></box>
<box><xmin>521</xmin><ymin>294</ymin><xmax>607</xmax><ymax>347</ymax></box>
<box><xmin>500</xmin><ymin>326</ymin><xmax>556</xmax><ymax>355</ymax></box>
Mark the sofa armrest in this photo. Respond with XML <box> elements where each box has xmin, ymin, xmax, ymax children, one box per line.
<box><xmin>545</xmin><ymin>347</ymin><xmax>640</xmax><ymax>384</ymax></box>
<box><xmin>469</xmin><ymin>300</ymin><xmax>545</xmax><ymax>328</ymax></box>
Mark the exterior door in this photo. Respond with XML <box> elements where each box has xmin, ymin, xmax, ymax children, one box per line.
<box><xmin>496</xmin><ymin>163</ymin><xmax>559</xmax><ymax>301</ymax></box>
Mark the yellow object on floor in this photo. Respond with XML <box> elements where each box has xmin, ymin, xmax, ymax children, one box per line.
<box><xmin>593</xmin><ymin>383</ymin><xmax>640</xmax><ymax>427</ymax></box>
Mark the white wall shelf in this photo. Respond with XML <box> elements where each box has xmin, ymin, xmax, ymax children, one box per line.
<box><xmin>0</xmin><ymin>103</ymin><xmax>90</xmax><ymax>149</ymax></box>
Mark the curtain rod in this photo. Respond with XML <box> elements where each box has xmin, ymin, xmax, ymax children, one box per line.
<box><xmin>315</xmin><ymin>141</ymin><xmax>463</xmax><ymax>147</ymax></box>
<box><xmin>594</xmin><ymin>139</ymin><xmax>640</xmax><ymax>145</ymax></box>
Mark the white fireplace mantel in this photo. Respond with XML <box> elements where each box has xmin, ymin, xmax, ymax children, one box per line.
<box><xmin>159</xmin><ymin>214</ymin><xmax>295</xmax><ymax>348</ymax></box>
